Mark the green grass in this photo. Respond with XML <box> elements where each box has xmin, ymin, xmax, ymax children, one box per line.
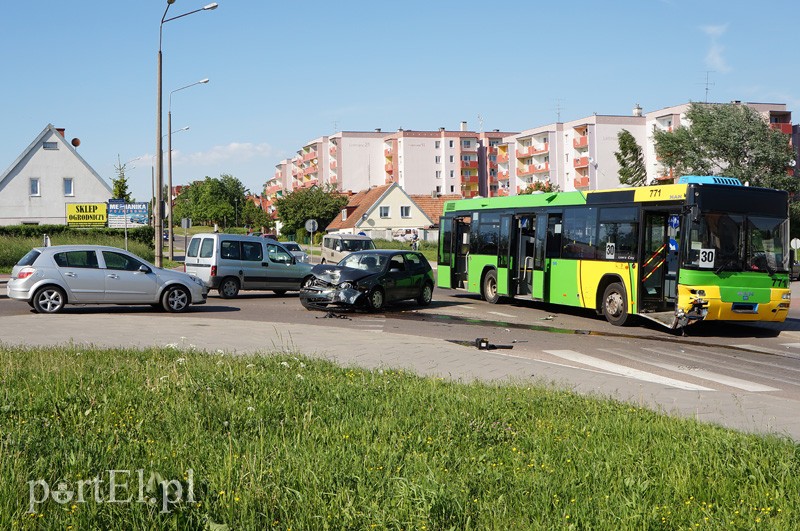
<box><xmin>1</xmin><ymin>345</ymin><xmax>798</xmax><ymax>529</ymax></box>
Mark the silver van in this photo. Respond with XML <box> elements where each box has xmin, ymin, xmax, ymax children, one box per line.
<box><xmin>321</xmin><ymin>233</ymin><xmax>375</xmax><ymax>264</ymax></box>
<box><xmin>185</xmin><ymin>233</ymin><xmax>314</xmax><ymax>298</ymax></box>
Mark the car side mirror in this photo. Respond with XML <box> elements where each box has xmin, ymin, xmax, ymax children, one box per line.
<box><xmin>138</xmin><ymin>265</ymin><xmax>151</xmax><ymax>273</ymax></box>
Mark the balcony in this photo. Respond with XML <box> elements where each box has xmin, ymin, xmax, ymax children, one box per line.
<box><xmin>303</xmin><ymin>165</ymin><xmax>317</xmax><ymax>175</ymax></box>
<box><xmin>497</xmin><ymin>170</ymin><xmax>509</xmax><ymax>181</ymax></box>
<box><xmin>384</xmin><ymin>148</ymin><xmax>393</xmax><ymax>157</ymax></box>
<box><xmin>385</xmin><ymin>163</ymin><xmax>393</xmax><ymax>173</ymax></box>
<box><xmin>573</xmin><ymin>176</ymin><xmax>589</xmax><ymax>188</ymax></box>
<box><xmin>770</xmin><ymin>123</ymin><xmax>793</xmax><ymax>135</ymax></box>
<box><xmin>573</xmin><ymin>136</ymin><xmax>588</xmax><ymax>149</ymax></box>
<box><xmin>302</xmin><ymin>151</ymin><xmax>317</xmax><ymax>162</ymax></box>
<box><xmin>329</xmin><ymin>146</ymin><xmax>337</xmax><ymax>156</ymax></box>
<box><xmin>330</xmin><ymin>160</ymin><xmax>337</xmax><ymax>170</ymax></box>
<box><xmin>461</xmin><ymin>160</ymin><xmax>478</xmax><ymax>169</ymax></box>
<box><xmin>461</xmin><ymin>143</ymin><xmax>478</xmax><ymax>152</ymax></box>
<box><xmin>497</xmin><ymin>152</ymin><xmax>509</xmax><ymax>163</ymax></box>
<box><xmin>516</xmin><ymin>165</ymin><xmax>533</xmax><ymax>177</ymax></box>
<box><xmin>573</xmin><ymin>157</ymin><xmax>589</xmax><ymax>169</ymax></box>
<box><xmin>303</xmin><ymin>178</ymin><xmax>318</xmax><ymax>188</ymax></box>
<box><xmin>532</xmin><ymin>163</ymin><xmax>550</xmax><ymax>174</ymax></box>
<box><xmin>462</xmin><ymin>174</ymin><xmax>479</xmax><ymax>185</ymax></box>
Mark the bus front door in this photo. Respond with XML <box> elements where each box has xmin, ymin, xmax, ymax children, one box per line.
<box><xmin>641</xmin><ymin>211</ymin><xmax>680</xmax><ymax>308</ymax></box>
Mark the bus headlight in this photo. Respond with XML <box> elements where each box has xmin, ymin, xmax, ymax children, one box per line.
<box><xmin>782</xmin><ymin>292</ymin><xmax>791</xmax><ymax>300</ymax></box>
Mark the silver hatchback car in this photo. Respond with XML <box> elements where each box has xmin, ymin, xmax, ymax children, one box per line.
<box><xmin>6</xmin><ymin>245</ymin><xmax>208</xmax><ymax>314</ymax></box>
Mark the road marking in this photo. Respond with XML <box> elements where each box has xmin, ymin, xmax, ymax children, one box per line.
<box><xmin>543</xmin><ymin>350</ymin><xmax>713</xmax><ymax>391</ymax></box>
<box><xmin>600</xmin><ymin>349</ymin><xmax>779</xmax><ymax>393</ymax></box>
<box><xmin>488</xmin><ymin>311</ymin><xmax>517</xmax><ymax>318</ymax></box>
<box><xmin>734</xmin><ymin>344</ymin><xmax>800</xmax><ymax>359</ymax></box>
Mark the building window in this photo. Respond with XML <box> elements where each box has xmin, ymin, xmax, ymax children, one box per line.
<box><xmin>380</xmin><ymin>206</ymin><xmax>390</xmax><ymax>218</ymax></box>
<box><xmin>449</xmin><ymin>155</ymin><xmax>454</xmax><ymax>163</ymax></box>
<box><xmin>42</xmin><ymin>142</ymin><xmax>58</xmax><ymax>150</ymax></box>
<box><xmin>342</xmin><ymin>209</ymin><xmax>347</xmax><ymax>221</ymax></box>
<box><xmin>435</xmin><ymin>141</ymin><xmax>440</xmax><ymax>149</ymax></box>
<box><xmin>436</xmin><ymin>185</ymin><xmax>441</xmax><ymax>193</ymax></box>
<box><xmin>462</xmin><ymin>140</ymin><xmax>471</xmax><ymax>149</ymax></box>
<box><xmin>450</xmin><ymin>185</ymin><xmax>455</xmax><ymax>193</ymax></box>
<box><xmin>30</xmin><ymin>178</ymin><xmax>40</xmax><ymax>196</ymax></box>
<box><xmin>435</xmin><ymin>170</ymin><xmax>441</xmax><ymax>179</ymax></box>
<box><xmin>449</xmin><ymin>140</ymin><xmax>454</xmax><ymax>148</ymax></box>
<box><xmin>63</xmin><ymin>177</ymin><xmax>74</xmax><ymax>196</ymax></box>
<box><xmin>450</xmin><ymin>170</ymin><xmax>454</xmax><ymax>178</ymax></box>
<box><xmin>400</xmin><ymin>206</ymin><xmax>411</xmax><ymax>218</ymax></box>
<box><xmin>435</xmin><ymin>155</ymin><xmax>441</xmax><ymax>164</ymax></box>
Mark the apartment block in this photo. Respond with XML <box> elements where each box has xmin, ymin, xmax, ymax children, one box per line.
<box><xmin>501</xmin><ymin>110</ymin><xmax>646</xmax><ymax>195</ymax></box>
<box><xmin>645</xmin><ymin>101</ymin><xmax>793</xmax><ymax>183</ymax></box>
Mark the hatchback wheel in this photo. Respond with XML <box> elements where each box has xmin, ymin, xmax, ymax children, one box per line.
<box><xmin>32</xmin><ymin>286</ymin><xmax>66</xmax><ymax>314</ymax></box>
<box><xmin>162</xmin><ymin>285</ymin><xmax>190</xmax><ymax>313</ymax></box>
<box><xmin>367</xmin><ymin>288</ymin><xmax>385</xmax><ymax>311</ymax></box>
<box><xmin>417</xmin><ymin>282</ymin><xmax>433</xmax><ymax>306</ymax></box>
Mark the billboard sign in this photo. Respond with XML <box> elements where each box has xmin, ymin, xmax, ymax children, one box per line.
<box><xmin>66</xmin><ymin>203</ymin><xmax>108</xmax><ymax>228</ymax></box>
<box><xmin>108</xmin><ymin>202</ymin><xmax>150</xmax><ymax>228</ymax></box>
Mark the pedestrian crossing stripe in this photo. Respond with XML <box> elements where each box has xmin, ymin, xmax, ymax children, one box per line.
<box><xmin>543</xmin><ymin>349</ymin><xmax>713</xmax><ymax>391</ymax></box>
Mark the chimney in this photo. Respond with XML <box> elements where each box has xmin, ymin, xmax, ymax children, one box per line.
<box><xmin>439</xmin><ymin>127</ymin><xmax>445</xmax><ymax>132</ymax></box>
<box><xmin>632</xmin><ymin>104</ymin><xmax>642</xmax><ymax>117</ymax></box>
<box><xmin>56</xmin><ymin>128</ymin><xmax>66</xmax><ymax>137</ymax></box>
<box><xmin>375</xmin><ymin>128</ymin><xmax>381</xmax><ymax>132</ymax></box>
<box><xmin>460</xmin><ymin>121</ymin><xmax>467</xmax><ymax>132</ymax></box>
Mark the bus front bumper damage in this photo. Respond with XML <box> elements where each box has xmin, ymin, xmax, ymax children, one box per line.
<box><xmin>673</xmin><ymin>286</ymin><xmax>790</xmax><ymax>328</ymax></box>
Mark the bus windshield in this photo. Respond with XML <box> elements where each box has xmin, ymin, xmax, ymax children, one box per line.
<box><xmin>685</xmin><ymin>212</ymin><xmax>789</xmax><ymax>273</ymax></box>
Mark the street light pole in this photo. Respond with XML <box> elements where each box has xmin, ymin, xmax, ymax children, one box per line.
<box><xmin>168</xmin><ymin>78</ymin><xmax>209</xmax><ymax>260</ymax></box>
<box><xmin>156</xmin><ymin>0</ymin><xmax>218</xmax><ymax>266</ymax></box>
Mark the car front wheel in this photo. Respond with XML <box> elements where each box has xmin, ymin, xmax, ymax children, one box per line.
<box><xmin>367</xmin><ymin>288</ymin><xmax>385</xmax><ymax>311</ymax></box>
<box><xmin>417</xmin><ymin>282</ymin><xmax>433</xmax><ymax>306</ymax></box>
<box><xmin>162</xmin><ymin>285</ymin><xmax>191</xmax><ymax>313</ymax></box>
<box><xmin>32</xmin><ymin>286</ymin><xmax>66</xmax><ymax>314</ymax></box>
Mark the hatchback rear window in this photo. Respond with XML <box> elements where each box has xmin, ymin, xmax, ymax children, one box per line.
<box><xmin>17</xmin><ymin>249</ymin><xmax>41</xmax><ymax>266</ymax></box>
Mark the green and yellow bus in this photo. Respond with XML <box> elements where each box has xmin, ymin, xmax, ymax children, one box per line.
<box><xmin>437</xmin><ymin>176</ymin><xmax>791</xmax><ymax>329</ymax></box>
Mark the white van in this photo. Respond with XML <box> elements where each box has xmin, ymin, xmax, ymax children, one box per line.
<box><xmin>184</xmin><ymin>233</ymin><xmax>314</xmax><ymax>298</ymax></box>
<box><xmin>321</xmin><ymin>233</ymin><xmax>375</xmax><ymax>264</ymax></box>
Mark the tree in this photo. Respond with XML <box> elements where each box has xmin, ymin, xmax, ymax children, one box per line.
<box><xmin>615</xmin><ymin>129</ymin><xmax>647</xmax><ymax>186</ymax></box>
<box><xmin>653</xmin><ymin>102</ymin><xmax>796</xmax><ymax>191</ymax></box>
<box><xmin>171</xmin><ymin>174</ymin><xmax>250</xmax><ymax>228</ymax></box>
<box><xmin>275</xmin><ymin>185</ymin><xmax>348</xmax><ymax>235</ymax></box>
<box><xmin>519</xmin><ymin>180</ymin><xmax>560</xmax><ymax>194</ymax></box>
<box><xmin>241</xmin><ymin>198</ymin><xmax>271</xmax><ymax>230</ymax></box>
<box><xmin>112</xmin><ymin>155</ymin><xmax>133</xmax><ymax>201</ymax></box>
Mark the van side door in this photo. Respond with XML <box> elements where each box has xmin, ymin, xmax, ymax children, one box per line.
<box><xmin>265</xmin><ymin>243</ymin><xmax>298</xmax><ymax>289</ymax></box>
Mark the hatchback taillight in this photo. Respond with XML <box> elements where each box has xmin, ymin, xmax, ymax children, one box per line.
<box><xmin>16</xmin><ymin>267</ymin><xmax>35</xmax><ymax>279</ymax></box>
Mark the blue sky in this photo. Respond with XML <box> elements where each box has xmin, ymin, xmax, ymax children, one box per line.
<box><xmin>1</xmin><ymin>0</ymin><xmax>797</xmax><ymax>203</ymax></box>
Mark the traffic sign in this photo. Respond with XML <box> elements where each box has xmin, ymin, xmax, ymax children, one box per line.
<box><xmin>305</xmin><ymin>219</ymin><xmax>318</xmax><ymax>232</ymax></box>
<box><xmin>791</xmin><ymin>238</ymin><xmax>800</xmax><ymax>250</ymax></box>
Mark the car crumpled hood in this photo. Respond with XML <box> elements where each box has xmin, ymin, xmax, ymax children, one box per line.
<box><xmin>310</xmin><ymin>264</ymin><xmax>374</xmax><ymax>285</ymax></box>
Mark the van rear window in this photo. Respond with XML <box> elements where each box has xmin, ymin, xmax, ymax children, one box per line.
<box><xmin>200</xmin><ymin>238</ymin><xmax>214</xmax><ymax>258</ymax></box>
<box><xmin>187</xmin><ymin>238</ymin><xmax>201</xmax><ymax>258</ymax></box>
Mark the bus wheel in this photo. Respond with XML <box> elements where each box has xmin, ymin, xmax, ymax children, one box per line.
<box><xmin>602</xmin><ymin>282</ymin><xmax>629</xmax><ymax>326</ymax></box>
<box><xmin>482</xmin><ymin>270</ymin><xmax>500</xmax><ymax>304</ymax></box>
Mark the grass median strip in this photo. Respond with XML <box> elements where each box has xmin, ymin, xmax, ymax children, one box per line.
<box><xmin>1</xmin><ymin>344</ymin><xmax>798</xmax><ymax>529</ymax></box>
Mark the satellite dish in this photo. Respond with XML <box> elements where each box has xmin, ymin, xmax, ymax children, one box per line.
<box><xmin>789</xmin><ymin>160</ymin><xmax>797</xmax><ymax>167</ymax></box>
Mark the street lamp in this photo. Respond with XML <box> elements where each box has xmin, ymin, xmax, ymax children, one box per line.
<box><xmin>156</xmin><ymin>0</ymin><xmax>218</xmax><ymax>267</ymax></box>
<box><xmin>168</xmin><ymin>78</ymin><xmax>208</xmax><ymax>260</ymax></box>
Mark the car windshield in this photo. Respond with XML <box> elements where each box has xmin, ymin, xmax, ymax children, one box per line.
<box><xmin>284</xmin><ymin>243</ymin><xmax>301</xmax><ymax>252</ymax></box>
<box><xmin>339</xmin><ymin>253</ymin><xmax>386</xmax><ymax>273</ymax></box>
